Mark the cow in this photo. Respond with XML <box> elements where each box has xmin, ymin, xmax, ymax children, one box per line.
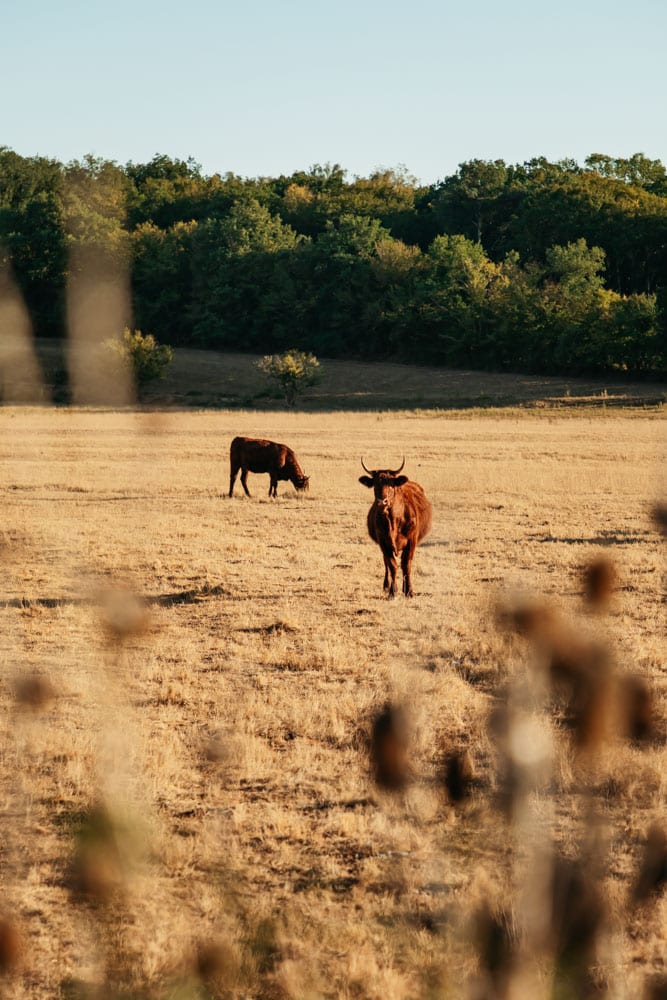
<box><xmin>229</xmin><ymin>436</ymin><xmax>310</xmax><ymax>498</ymax></box>
<box><xmin>359</xmin><ymin>457</ymin><xmax>432</xmax><ymax>598</ymax></box>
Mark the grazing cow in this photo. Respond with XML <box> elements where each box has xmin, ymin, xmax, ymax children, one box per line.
<box><xmin>359</xmin><ymin>458</ymin><xmax>432</xmax><ymax>598</ymax></box>
<box><xmin>229</xmin><ymin>436</ymin><xmax>310</xmax><ymax>498</ymax></box>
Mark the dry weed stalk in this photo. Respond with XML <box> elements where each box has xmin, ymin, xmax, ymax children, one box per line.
<box><xmin>619</xmin><ymin>674</ymin><xmax>656</xmax><ymax>743</ymax></box>
<box><xmin>11</xmin><ymin>672</ymin><xmax>57</xmax><ymax>713</ymax></box>
<box><xmin>493</xmin><ymin>556</ymin><xmax>665</xmax><ymax>999</ymax></box>
<box><xmin>64</xmin><ymin>161</ymin><xmax>135</xmax><ymax>408</ymax></box>
<box><xmin>98</xmin><ymin>585</ymin><xmax>150</xmax><ymax>644</ymax></box>
<box><xmin>652</xmin><ymin>502</ymin><xmax>667</xmax><ymax>535</ymax></box>
<box><xmin>487</xmin><ymin>693</ymin><xmax>553</xmax><ymax>820</ymax></box>
<box><xmin>581</xmin><ymin>556</ymin><xmax>618</xmax><ymax>611</ymax></box>
<box><xmin>471</xmin><ymin>901</ymin><xmax>517</xmax><ymax>1000</ymax></box>
<box><xmin>370</xmin><ymin>702</ymin><xmax>412</xmax><ymax>791</ymax></box>
<box><xmin>644</xmin><ymin>973</ymin><xmax>667</xmax><ymax>1000</ymax></box>
<box><xmin>0</xmin><ymin>259</ymin><xmax>45</xmax><ymax>403</ymax></box>
<box><xmin>548</xmin><ymin>854</ymin><xmax>607</xmax><ymax>998</ymax></box>
<box><xmin>496</xmin><ymin>574</ymin><xmax>657</xmax><ymax>759</ymax></box>
<box><xmin>441</xmin><ymin>748</ymin><xmax>476</xmax><ymax>804</ymax></box>
<box><xmin>631</xmin><ymin>825</ymin><xmax>667</xmax><ymax>905</ymax></box>
<box><xmin>0</xmin><ymin>917</ymin><xmax>23</xmax><ymax>975</ymax></box>
<box><xmin>68</xmin><ymin>802</ymin><xmax>139</xmax><ymax>905</ymax></box>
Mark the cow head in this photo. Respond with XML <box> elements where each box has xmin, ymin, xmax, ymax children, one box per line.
<box><xmin>359</xmin><ymin>458</ymin><xmax>407</xmax><ymax>506</ymax></box>
<box><xmin>295</xmin><ymin>474</ymin><xmax>310</xmax><ymax>491</ymax></box>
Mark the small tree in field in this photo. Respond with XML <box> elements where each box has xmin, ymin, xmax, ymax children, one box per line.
<box><xmin>255</xmin><ymin>349</ymin><xmax>323</xmax><ymax>408</ymax></box>
<box><xmin>104</xmin><ymin>328</ymin><xmax>174</xmax><ymax>389</ymax></box>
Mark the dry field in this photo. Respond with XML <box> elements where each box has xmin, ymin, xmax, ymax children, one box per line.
<box><xmin>0</xmin><ymin>403</ymin><xmax>665</xmax><ymax>999</ymax></box>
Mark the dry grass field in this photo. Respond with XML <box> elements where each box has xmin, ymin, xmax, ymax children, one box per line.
<box><xmin>0</xmin><ymin>388</ymin><xmax>665</xmax><ymax>998</ymax></box>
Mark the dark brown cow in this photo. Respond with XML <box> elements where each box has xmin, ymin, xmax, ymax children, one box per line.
<box><xmin>229</xmin><ymin>436</ymin><xmax>310</xmax><ymax>498</ymax></box>
<box><xmin>359</xmin><ymin>458</ymin><xmax>432</xmax><ymax>598</ymax></box>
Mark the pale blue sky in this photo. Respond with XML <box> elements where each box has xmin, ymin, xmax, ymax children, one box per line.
<box><xmin>3</xmin><ymin>0</ymin><xmax>665</xmax><ymax>184</ymax></box>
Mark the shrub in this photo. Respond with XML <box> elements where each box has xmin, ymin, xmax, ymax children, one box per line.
<box><xmin>104</xmin><ymin>328</ymin><xmax>174</xmax><ymax>387</ymax></box>
<box><xmin>255</xmin><ymin>349</ymin><xmax>322</xmax><ymax>408</ymax></box>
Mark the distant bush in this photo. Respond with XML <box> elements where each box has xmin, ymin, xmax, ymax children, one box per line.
<box><xmin>104</xmin><ymin>328</ymin><xmax>174</xmax><ymax>387</ymax></box>
<box><xmin>255</xmin><ymin>349</ymin><xmax>323</xmax><ymax>408</ymax></box>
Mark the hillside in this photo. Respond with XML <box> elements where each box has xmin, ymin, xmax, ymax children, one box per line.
<box><xmin>33</xmin><ymin>341</ymin><xmax>667</xmax><ymax>411</ymax></box>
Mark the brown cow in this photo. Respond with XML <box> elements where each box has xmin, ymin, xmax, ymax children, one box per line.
<box><xmin>359</xmin><ymin>458</ymin><xmax>432</xmax><ymax>598</ymax></box>
<box><xmin>229</xmin><ymin>436</ymin><xmax>310</xmax><ymax>498</ymax></box>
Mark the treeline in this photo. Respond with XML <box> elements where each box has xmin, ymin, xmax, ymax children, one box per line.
<box><xmin>1</xmin><ymin>147</ymin><xmax>667</xmax><ymax>376</ymax></box>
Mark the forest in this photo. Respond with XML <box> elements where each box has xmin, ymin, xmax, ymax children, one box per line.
<box><xmin>1</xmin><ymin>147</ymin><xmax>666</xmax><ymax>376</ymax></box>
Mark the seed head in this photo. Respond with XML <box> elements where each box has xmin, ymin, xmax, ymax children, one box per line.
<box><xmin>644</xmin><ymin>973</ymin><xmax>667</xmax><ymax>1000</ymax></box>
<box><xmin>582</xmin><ymin>557</ymin><xmax>617</xmax><ymax>610</ymax></box>
<box><xmin>632</xmin><ymin>825</ymin><xmax>667</xmax><ymax>904</ymax></box>
<box><xmin>196</xmin><ymin>940</ymin><xmax>232</xmax><ymax>980</ymax></box>
<box><xmin>549</xmin><ymin>856</ymin><xmax>605</xmax><ymax>982</ymax></box>
<box><xmin>473</xmin><ymin>902</ymin><xmax>516</xmax><ymax>998</ymax></box>
<box><xmin>370</xmin><ymin>703</ymin><xmax>411</xmax><ymax>790</ymax></box>
<box><xmin>652</xmin><ymin>503</ymin><xmax>667</xmax><ymax>536</ymax></box>
<box><xmin>0</xmin><ymin>918</ymin><xmax>23</xmax><ymax>974</ymax></box>
<box><xmin>68</xmin><ymin>804</ymin><xmax>125</xmax><ymax>904</ymax></box>
<box><xmin>620</xmin><ymin>674</ymin><xmax>655</xmax><ymax>743</ymax></box>
<box><xmin>496</xmin><ymin>598</ymin><xmax>556</xmax><ymax>640</ymax></box>
<box><xmin>13</xmin><ymin>672</ymin><xmax>56</xmax><ymax>711</ymax></box>
<box><xmin>441</xmin><ymin>749</ymin><xmax>475</xmax><ymax>804</ymax></box>
<box><xmin>99</xmin><ymin>586</ymin><xmax>149</xmax><ymax>642</ymax></box>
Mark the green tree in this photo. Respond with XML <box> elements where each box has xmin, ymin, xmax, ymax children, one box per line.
<box><xmin>63</xmin><ymin>156</ymin><xmax>132</xmax><ymax>265</ymax></box>
<box><xmin>368</xmin><ymin>237</ymin><xmax>424</xmax><ymax>358</ymax></box>
<box><xmin>545</xmin><ymin>238</ymin><xmax>606</xmax><ymax>295</ymax></box>
<box><xmin>189</xmin><ymin>202</ymin><xmax>302</xmax><ymax>348</ymax></box>
<box><xmin>420</xmin><ymin>234</ymin><xmax>500</xmax><ymax>364</ymax></box>
<box><xmin>316</xmin><ymin>213</ymin><xmax>388</xmax><ymax>259</ymax></box>
<box><xmin>0</xmin><ymin>147</ymin><xmax>67</xmax><ymax>336</ymax></box>
<box><xmin>585</xmin><ymin>152</ymin><xmax>666</xmax><ymax>189</ymax></box>
<box><xmin>433</xmin><ymin>159</ymin><xmax>510</xmax><ymax>245</ymax></box>
<box><xmin>214</xmin><ymin>199</ymin><xmax>301</xmax><ymax>256</ymax></box>
<box><xmin>603</xmin><ymin>292</ymin><xmax>662</xmax><ymax>372</ymax></box>
<box><xmin>542</xmin><ymin>240</ymin><xmax>607</xmax><ymax>370</ymax></box>
<box><xmin>255</xmin><ymin>349</ymin><xmax>322</xmax><ymax>408</ymax></box>
<box><xmin>104</xmin><ymin>328</ymin><xmax>173</xmax><ymax>388</ymax></box>
<box><xmin>487</xmin><ymin>251</ymin><xmax>548</xmax><ymax>371</ymax></box>
<box><xmin>274</xmin><ymin>164</ymin><xmax>346</xmax><ymax>238</ymax></box>
<box><xmin>292</xmin><ymin>215</ymin><xmax>390</xmax><ymax>358</ymax></box>
<box><xmin>131</xmin><ymin>220</ymin><xmax>197</xmax><ymax>344</ymax></box>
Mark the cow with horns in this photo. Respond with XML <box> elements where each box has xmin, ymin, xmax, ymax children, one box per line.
<box><xmin>359</xmin><ymin>458</ymin><xmax>432</xmax><ymax>598</ymax></box>
<box><xmin>229</xmin><ymin>436</ymin><xmax>310</xmax><ymax>498</ymax></box>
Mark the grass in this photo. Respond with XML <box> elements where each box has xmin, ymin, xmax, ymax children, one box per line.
<box><xmin>0</xmin><ymin>349</ymin><xmax>665</xmax><ymax>998</ymax></box>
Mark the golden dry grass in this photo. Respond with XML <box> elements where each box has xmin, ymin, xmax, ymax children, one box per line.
<box><xmin>0</xmin><ymin>402</ymin><xmax>665</xmax><ymax>999</ymax></box>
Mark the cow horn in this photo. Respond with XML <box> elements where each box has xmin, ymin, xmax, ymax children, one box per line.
<box><xmin>390</xmin><ymin>457</ymin><xmax>405</xmax><ymax>475</ymax></box>
<box><xmin>360</xmin><ymin>457</ymin><xmax>372</xmax><ymax>474</ymax></box>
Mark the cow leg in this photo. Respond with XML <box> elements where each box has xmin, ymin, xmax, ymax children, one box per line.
<box><xmin>229</xmin><ymin>461</ymin><xmax>240</xmax><ymax>497</ymax></box>
<box><xmin>401</xmin><ymin>543</ymin><xmax>415</xmax><ymax>597</ymax></box>
<box><xmin>269</xmin><ymin>477</ymin><xmax>277</xmax><ymax>498</ymax></box>
<box><xmin>240</xmin><ymin>469</ymin><xmax>252</xmax><ymax>497</ymax></box>
<box><xmin>383</xmin><ymin>551</ymin><xmax>398</xmax><ymax>598</ymax></box>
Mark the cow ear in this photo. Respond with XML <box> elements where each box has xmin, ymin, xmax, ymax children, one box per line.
<box><xmin>359</xmin><ymin>476</ymin><xmax>374</xmax><ymax>488</ymax></box>
<box><xmin>393</xmin><ymin>476</ymin><xmax>408</xmax><ymax>486</ymax></box>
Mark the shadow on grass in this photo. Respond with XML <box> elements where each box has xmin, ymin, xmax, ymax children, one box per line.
<box><xmin>0</xmin><ymin>583</ymin><xmax>231</xmax><ymax>610</ymax></box>
<box><xmin>531</xmin><ymin>530</ymin><xmax>654</xmax><ymax>545</ymax></box>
